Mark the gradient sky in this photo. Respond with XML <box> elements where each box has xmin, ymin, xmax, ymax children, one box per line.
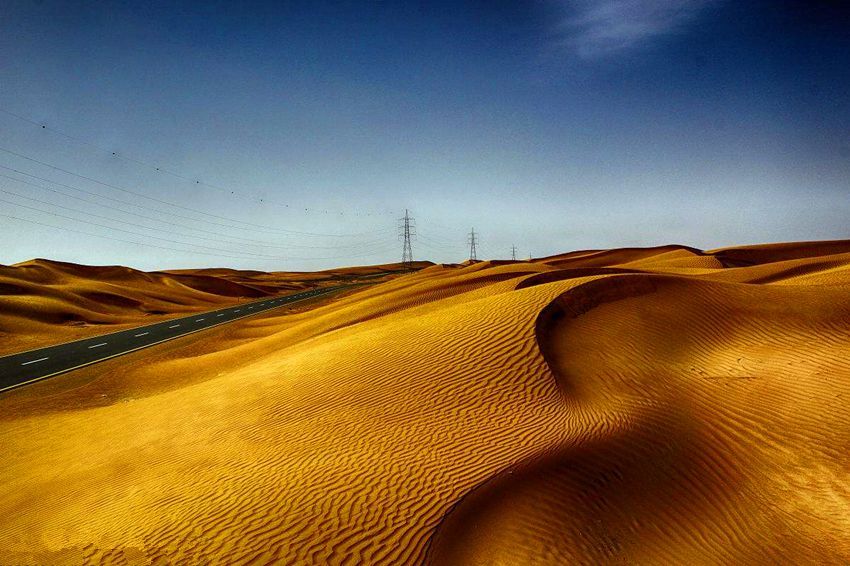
<box><xmin>1</xmin><ymin>0</ymin><xmax>848</xmax><ymax>271</ymax></box>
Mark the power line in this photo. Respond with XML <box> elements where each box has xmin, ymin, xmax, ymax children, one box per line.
<box><xmin>0</xmin><ymin>113</ymin><xmax>497</xmax><ymax>266</ymax></box>
<box><xmin>0</xmin><ymin>171</ymin><xmax>297</xmax><ymax>251</ymax></box>
<box><xmin>2</xmin><ymin>213</ymin><xmax>397</xmax><ymax>263</ymax></box>
<box><xmin>0</xmin><ymin>145</ymin><xmax>391</xmax><ymax>238</ymax></box>
<box><xmin>2</xmin><ymin>190</ymin><xmax>399</xmax><ymax>262</ymax></box>
<box><xmin>0</xmin><ymin>106</ymin><xmax>393</xmax><ymax>218</ymax></box>
<box><xmin>0</xmin><ymin>164</ymin><xmax>392</xmax><ymax>249</ymax></box>
<box><xmin>415</xmin><ymin>239</ymin><xmax>456</xmax><ymax>255</ymax></box>
<box><xmin>1</xmin><ymin>214</ymin><xmax>273</xmax><ymax>261</ymax></box>
<box><xmin>0</xmin><ymin>193</ymin><xmax>283</xmax><ymax>259</ymax></box>
<box><xmin>416</xmin><ymin>231</ymin><xmax>464</xmax><ymax>249</ymax></box>
<box><xmin>0</xmin><ymin>187</ymin><xmax>396</xmax><ymax>258</ymax></box>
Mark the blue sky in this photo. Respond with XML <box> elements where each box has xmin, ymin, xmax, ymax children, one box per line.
<box><xmin>1</xmin><ymin>1</ymin><xmax>848</xmax><ymax>270</ymax></box>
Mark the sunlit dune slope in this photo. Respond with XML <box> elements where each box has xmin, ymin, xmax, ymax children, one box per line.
<box><xmin>1</xmin><ymin>241</ymin><xmax>849</xmax><ymax>565</ymax></box>
<box><xmin>0</xmin><ymin>258</ymin><xmax>412</xmax><ymax>355</ymax></box>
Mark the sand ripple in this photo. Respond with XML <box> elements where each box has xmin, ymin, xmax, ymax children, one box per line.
<box><xmin>1</xmin><ymin>243</ymin><xmax>850</xmax><ymax>564</ymax></box>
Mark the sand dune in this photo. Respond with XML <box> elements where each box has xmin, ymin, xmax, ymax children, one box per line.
<box><xmin>1</xmin><ymin>242</ymin><xmax>849</xmax><ymax>564</ymax></box>
<box><xmin>0</xmin><ymin>259</ymin><xmax>410</xmax><ymax>355</ymax></box>
<box><xmin>709</xmin><ymin>239</ymin><xmax>850</xmax><ymax>267</ymax></box>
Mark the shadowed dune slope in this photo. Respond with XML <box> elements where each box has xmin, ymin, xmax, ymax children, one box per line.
<box><xmin>538</xmin><ymin>245</ymin><xmax>704</xmax><ymax>269</ymax></box>
<box><xmin>708</xmin><ymin>239</ymin><xmax>850</xmax><ymax>267</ymax></box>
<box><xmin>1</xmin><ymin>240</ymin><xmax>849</xmax><ymax>564</ymax></box>
<box><xmin>427</xmin><ymin>274</ymin><xmax>850</xmax><ymax>564</ymax></box>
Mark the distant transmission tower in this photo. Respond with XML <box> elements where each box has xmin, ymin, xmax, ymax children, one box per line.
<box><xmin>511</xmin><ymin>245</ymin><xmax>517</xmax><ymax>260</ymax></box>
<box><xmin>398</xmin><ymin>209</ymin><xmax>415</xmax><ymax>270</ymax></box>
<box><xmin>468</xmin><ymin>228</ymin><xmax>478</xmax><ymax>262</ymax></box>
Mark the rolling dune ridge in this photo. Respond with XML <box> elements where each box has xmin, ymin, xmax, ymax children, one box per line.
<box><xmin>0</xmin><ymin>242</ymin><xmax>849</xmax><ymax>564</ymax></box>
<box><xmin>0</xmin><ymin>259</ymin><xmax>417</xmax><ymax>355</ymax></box>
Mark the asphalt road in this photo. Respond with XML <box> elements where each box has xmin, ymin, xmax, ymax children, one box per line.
<box><xmin>0</xmin><ymin>285</ymin><xmax>345</xmax><ymax>394</ymax></box>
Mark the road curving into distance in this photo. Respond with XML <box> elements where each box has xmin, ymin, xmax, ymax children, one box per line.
<box><xmin>0</xmin><ymin>285</ymin><xmax>348</xmax><ymax>394</ymax></box>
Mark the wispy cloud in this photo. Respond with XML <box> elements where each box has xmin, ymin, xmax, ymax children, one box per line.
<box><xmin>554</xmin><ymin>0</ymin><xmax>718</xmax><ymax>59</ymax></box>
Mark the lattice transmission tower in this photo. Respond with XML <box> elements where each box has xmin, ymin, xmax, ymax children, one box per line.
<box><xmin>511</xmin><ymin>245</ymin><xmax>517</xmax><ymax>261</ymax></box>
<box><xmin>398</xmin><ymin>209</ymin><xmax>415</xmax><ymax>270</ymax></box>
<box><xmin>468</xmin><ymin>228</ymin><xmax>478</xmax><ymax>262</ymax></box>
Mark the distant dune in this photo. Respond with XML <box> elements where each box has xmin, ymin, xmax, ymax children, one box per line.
<box><xmin>0</xmin><ymin>259</ymin><xmax>422</xmax><ymax>355</ymax></box>
<box><xmin>0</xmin><ymin>243</ymin><xmax>849</xmax><ymax>564</ymax></box>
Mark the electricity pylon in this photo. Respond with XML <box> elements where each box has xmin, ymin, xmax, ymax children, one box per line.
<box><xmin>468</xmin><ymin>228</ymin><xmax>478</xmax><ymax>262</ymax></box>
<box><xmin>511</xmin><ymin>245</ymin><xmax>517</xmax><ymax>260</ymax></box>
<box><xmin>398</xmin><ymin>209</ymin><xmax>415</xmax><ymax>270</ymax></box>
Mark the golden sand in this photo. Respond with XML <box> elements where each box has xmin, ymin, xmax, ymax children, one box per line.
<box><xmin>1</xmin><ymin>243</ymin><xmax>849</xmax><ymax>564</ymax></box>
<box><xmin>0</xmin><ymin>259</ymin><xmax>416</xmax><ymax>355</ymax></box>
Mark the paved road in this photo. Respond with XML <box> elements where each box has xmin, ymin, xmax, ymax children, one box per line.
<box><xmin>0</xmin><ymin>286</ymin><xmax>345</xmax><ymax>394</ymax></box>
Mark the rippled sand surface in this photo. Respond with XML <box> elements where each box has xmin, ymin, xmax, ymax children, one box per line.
<box><xmin>1</xmin><ymin>242</ymin><xmax>849</xmax><ymax>564</ymax></box>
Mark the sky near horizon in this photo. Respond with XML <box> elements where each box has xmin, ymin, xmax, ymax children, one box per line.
<box><xmin>1</xmin><ymin>0</ymin><xmax>848</xmax><ymax>271</ymax></box>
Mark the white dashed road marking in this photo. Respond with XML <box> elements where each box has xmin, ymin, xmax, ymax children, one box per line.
<box><xmin>21</xmin><ymin>357</ymin><xmax>49</xmax><ymax>366</ymax></box>
<box><xmin>88</xmin><ymin>343</ymin><xmax>108</xmax><ymax>349</ymax></box>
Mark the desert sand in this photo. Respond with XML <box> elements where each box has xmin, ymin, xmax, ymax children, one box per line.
<box><xmin>1</xmin><ymin>242</ymin><xmax>850</xmax><ymax>564</ymax></box>
<box><xmin>0</xmin><ymin>258</ymin><xmax>417</xmax><ymax>355</ymax></box>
